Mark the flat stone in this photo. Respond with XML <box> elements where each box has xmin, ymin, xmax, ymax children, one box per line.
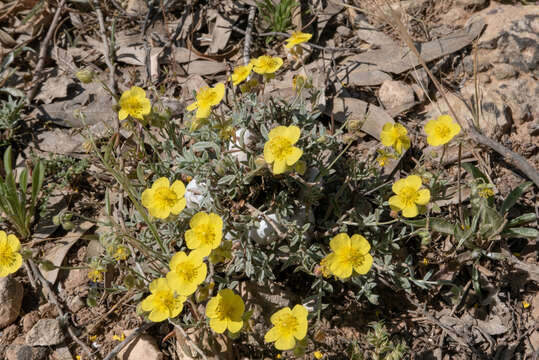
<box><xmin>378</xmin><ymin>80</ymin><xmax>415</xmax><ymax>111</ymax></box>
<box><xmin>0</xmin><ymin>276</ymin><xmax>23</xmax><ymax>329</ymax></box>
<box><xmin>26</xmin><ymin>319</ymin><xmax>65</xmax><ymax>346</ymax></box>
<box><xmin>5</xmin><ymin>344</ymin><xmax>49</xmax><ymax>360</ymax></box>
<box><xmin>118</xmin><ymin>330</ymin><xmax>163</xmax><ymax>360</ymax></box>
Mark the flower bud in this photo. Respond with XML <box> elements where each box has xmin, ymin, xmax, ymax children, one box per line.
<box><xmin>76</xmin><ymin>69</ymin><xmax>95</xmax><ymax>84</ymax></box>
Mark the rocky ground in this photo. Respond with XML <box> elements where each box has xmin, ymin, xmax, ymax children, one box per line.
<box><xmin>0</xmin><ymin>0</ymin><xmax>537</xmax><ymax>359</ymax></box>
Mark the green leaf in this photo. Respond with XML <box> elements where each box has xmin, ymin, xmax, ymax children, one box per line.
<box><xmin>217</xmin><ymin>175</ymin><xmax>235</xmax><ymax>185</ymax></box>
<box><xmin>19</xmin><ymin>169</ymin><xmax>28</xmax><ymax>196</ymax></box>
<box><xmin>501</xmin><ymin>182</ymin><xmax>532</xmax><ymax>214</ymax></box>
<box><xmin>501</xmin><ymin>227</ymin><xmax>539</xmax><ymax>239</ymax></box>
<box><xmin>401</xmin><ymin>217</ymin><xmax>454</xmax><ymax>234</ymax></box>
<box><xmin>3</xmin><ymin>146</ymin><xmax>12</xmax><ymax>175</ymax></box>
<box><xmin>30</xmin><ymin>161</ymin><xmax>44</xmax><ymax>206</ymax></box>
<box><xmin>192</xmin><ymin>141</ymin><xmax>219</xmax><ymax>153</ymax></box>
<box><xmin>461</xmin><ymin>162</ymin><xmax>489</xmax><ymax>183</ymax></box>
<box><xmin>507</xmin><ymin>213</ymin><xmax>536</xmax><ymax>227</ymax></box>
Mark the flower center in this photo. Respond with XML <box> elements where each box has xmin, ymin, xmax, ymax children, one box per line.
<box><xmin>277</xmin><ymin>314</ymin><xmax>299</xmax><ymax>337</ymax></box>
<box><xmin>268</xmin><ymin>136</ymin><xmax>293</xmax><ymax>160</ymax></box>
<box><xmin>215</xmin><ymin>300</ymin><xmax>233</xmax><ymax>320</ymax></box>
<box><xmin>154</xmin><ymin>187</ymin><xmax>178</xmax><ymax>208</ymax></box>
<box><xmin>198</xmin><ymin>89</ymin><xmax>218</xmax><ymax>107</ymax></box>
<box><xmin>153</xmin><ymin>290</ymin><xmax>175</xmax><ymax>313</ymax></box>
<box><xmin>0</xmin><ymin>243</ymin><xmax>16</xmax><ymax>268</ymax></box>
<box><xmin>260</xmin><ymin>57</ymin><xmax>278</xmax><ymax>71</ymax></box>
<box><xmin>434</xmin><ymin>124</ymin><xmax>450</xmax><ymax>139</ymax></box>
<box><xmin>346</xmin><ymin>248</ymin><xmax>365</xmax><ymax>268</ymax></box>
<box><xmin>195</xmin><ymin>224</ymin><xmax>216</xmax><ymax>246</ymax></box>
<box><xmin>399</xmin><ymin>186</ymin><xmax>419</xmax><ymax>207</ymax></box>
<box><xmin>127</xmin><ymin>97</ymin><xmax>144</xmax><ymax>115</ymax></box>
<box><xmin>176</xmin><ymin>262</ymin><xmax>199</xmax><ymax>282</ymax></box>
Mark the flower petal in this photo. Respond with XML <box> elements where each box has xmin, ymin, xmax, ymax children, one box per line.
<box><xmin>141</xmin><ymin>188</ymin><xmax>154</xmax><ymax>208</ymax></box>
<box><xmin>195</xmin><ymin>106</ymin><xmax>211</xmax><ymax>119</ymax></box>
<box><xmin>190</xmin><ymin>212</ymin><xmax>209</xmax><ymax>228</ymax></box>
<box><xmin>171</xmin><ymin>198</ymin><xmax>186</xmax><ymax>215</ymax></box>
<box><xmin>0</xmin><ymin>231</ymin><xmax>6</xmax><ymax>242</ymax></box>
<box><xmin>185</xmin><ymin>229</ymin><xmax>199</xmax><ymax>250</ymax></box>
<box><xmin>283</xmin><ymin>125</ymin><xmax>301</xmax><ymax>144</ymax></box>
<box><xmin>392</xmin><ymin>178</ymin><xmax>407</xmax><ymax>195</ymax></box>
<box><xmin>149</xmin><ymin>309</ymin><xmax>168</xmax><ymax>322</ymax></box>
<box><xmin>149</xmin><ymin>205</ymin><xmax>170</xmax><ymax>219</ymax></box>
<box><xmin>268</xmin><ymin>126</ymin><xmax>288</xmax><ymax>139</ymax></box>
<box><xmin>416</xmin><ymin>189</ymin><xmax>431</xmax><ymax>205</ymax></box>
<box><xmin>152</xmin><ymin>177</ymin><xmax>170</xmax><ymax>190</ymax></box>
<box><xmin>275</xmin><ymin>335</ymin><xmax>296</xmax><ymax>350</ymax></box>
<box><xmin>210</xmin><ymin>318</ymin><xmax>227</xmax><ymax>334</ymax></box>
<box><xmin>118</xmin><ymin>109</ymin><xmax>128</xmax><ymax>120</ymax></box>
<box><xmin>329</xmin><ymin>233</ymin><xmax>350</xmax><ymax>252</ymax></box>
<box><xmin>263</xmin><ymin>142</ymin><xmax>275</xmax><ymax>164</ymax></box>
<box><xmin>186</xmin><ymin>102</ymin><xmax>198</xmax><ymax>111</ymax></box>
<box><xmin>354</xmin><ymin>253</ymin><xmax>373</xmax><ymax>275</ymax></box>
<box><xmin>405</xmin><ymin>175</ymin><xmax>422</xmax><ymax>191</ymax></box>
<box><xmin>210</xmin><ymin>83</ymin><xmax>225</xmax><ymax>106</ymax></box>
<box><xmin>206</xmin><ymin>296</ymin><xmax>219</xmax><ymax>318</ymax></box>
<box><xmin>388</xmin><ymin>195</ymin><xmax>404</xmax><ymax>211</ymax></box>
<box><xmin>227</xmin><ymin>319</ymin><xmax>243</xmax><ymax>333</ymax></box>
<box><xmin>7</xmin><ymin>234</ymin><xmax>20</xmax><ymax>252</ymax></box>
<box><xmin>350</xmin><ymin>234</ymin><xmax>370</xmax><ymax>254</ymax></box>
<box><xmin>401</xmin><ymin>204</ymin><xmax>419</xmax><ymax>218</ymax></box>
<box><xmin>285</xmin><ymin>147</ymin><xmax>303</xmax><ymax>166</ymax></box>
<box><xmin>264</xmin><ymin>326</ymin><xmax>280</xmax><ymax>343</ymax></box>
<box><xmin>272</xmin><ymin>159</ymin><xmax>287</xmax><ymax>175</ymax></box>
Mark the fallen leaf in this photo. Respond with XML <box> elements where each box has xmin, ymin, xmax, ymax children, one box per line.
<box><xmin>39</xmin><ymin>221</ymin><xmax>94</xmax><ymax>285</ymax></box>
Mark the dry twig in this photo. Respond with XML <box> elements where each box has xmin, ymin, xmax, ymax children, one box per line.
<box><xmin>243</xmin><ymin>6</ymin><xmax>257</xmax><ymax>65</ymax></box>
<box><xmin>27</xmin><ymin>0</ymin><xmax>67</xmax><ymax>103</ymax></box>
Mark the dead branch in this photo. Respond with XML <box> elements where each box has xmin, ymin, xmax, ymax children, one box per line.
<box><xmin>27</xmin><ymin>0</ymin><xmax>67</xmax><ymax>103</ymax></box>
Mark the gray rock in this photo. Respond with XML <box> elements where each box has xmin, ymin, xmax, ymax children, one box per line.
<box><xmin>5</xmin><ymin>344</ymin><xmax>49</xmax><ymax>360</ymax></box>
<box><xmin>492</xmin><ymin>63</ymin><xmax>517</xmax><ymax>80</ymax></box>
<box><xmin>456</xmin><ymin>0</ymin><xmax>487</xmax><ymax>7</ymax></box>
<box><xmin>0</xmin><ymin>276</ymin><xmax>23</xmax><ymax>329</ymax></box>
<box><xmin>52</xmin><ymin>346</ymin><xmax>73</xmax><ymax>360</ymax></box>
<box><xmin>379</xmin><ymin>80</ymin><xmax>415</xmax><ymax>111</ymax></box>
<box><xmin>118</xmin><ymin>330</ymin><xmax>163</xmax><ymax>360</ymax></box>
<box><xmin>26</xmin><ymin>319</ymin><xmax>65</xmax><ymax>346</ymax></box>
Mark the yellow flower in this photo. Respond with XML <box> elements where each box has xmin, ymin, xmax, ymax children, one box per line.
<box><xmin>185</xmin><ymin>212</ymin><xmax>223</xmax><ymax>256</ymax></box>
<box><xmin>88</xmin><ymin>334</ymin><xmax>98</xmax><ymax>342</ymax></box>
<box><xmin>380</xmin><ymin>123</ymin><xmax>410</xmax><ymax>155</ymax></box>
<box><xmin>112</xmin><ymin>333</ymin><xmax>125</xmax><ymax>342</ymax></box>
<box><xmin>76</xmin><ymin>356</ymin><xmax>81</xmax><ymax>360</ymax></box>
<box><xmin>376</xmin><ymin>149</ymin><xmax>397</xmax><ymax>167</ymax></box>
<box><xmin>424</xmin><ymin>115</ymin><xmax>461</xmax><ymax>146</ymax></box>
<box><xmin>0</xmin><ymin>231</ymin><xmax>22</xmax><ymax>277</ymax></box>
<box><xmin>265</xmin><ymin>304</ymin><xmax>308</xmax><ymax>350</ymax></box>
<box><xmin>322</xmin><ymin>233</ymin><xmax>373</xmax><ymax>279</ymax></box>
<box><xmin>250</xmin><ymin>55</ymin><xmax>283</xmax><ymax>74</ymax></box>
<box><xmin>141</xmin><ymin>278</ymin><xmax>185</xmax><ymax>322</ymax></box>
<box><xmin>88</xmin><ymin>260</ymin><xmax>106</xmax><ymax>282</ymax></box>
<box><xmin>186</xmin><ymin>83</ymin><xmax>225</xmax><ymax>119</ymax></box>
<box><xmin>141</xmin><ymin>177</ymin><xmax>186</xmax><ymax>219</ymax></box>
<box><xmin>285</xmin><ymin>31</ymin><xmax>312</xmax><ymax>49</ymax></box>
<box><xmin>522</xmin><ymin>300</ymin><xmax>530</xmax><ymax>309</ymax></box>
<box><xmin>313</xmin><ymin>350</ymin><xmax>324</xmax><ymax>359</ymax></box>
<box><xmin>230</xmin><ymin>64</ymin><xmax>253</xmax><ymax>86</ymax></box>
<box><xmin>206</xmin><ymin>289</ymin><xmax>245</xmax><ymax>334</ymax></box>
<box><xmin>118</xmin><ymin>86</ymin><xmax>151</xmax><ymax>120</ymax></box>
<box><xmin>478</xmin><ymin>187</ymin><xmax>494</xmax><ymax>199</ymax></box>
<box><xmin>166</xmin><ymin>251</ymin><xmax>207</xmax><ymax>296</ymax></box>
<box><xmin>110</xmin><ymin>244</ymin><xmax>129</xmax><ymax>261</ymax></box>
<box><xmin>388</xmin><ymin>175</ymin><xmax>430</xmax><ymax>218</ymax></box>
<box><xmin>264</xmin><ymin>125</ymin><xmax>303</xmax><ymax>175</ymax></box>
<box><xmin>88</xmin><ymin>269</ymin><xmax>104</xmax><ymax>282</ymax></box>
